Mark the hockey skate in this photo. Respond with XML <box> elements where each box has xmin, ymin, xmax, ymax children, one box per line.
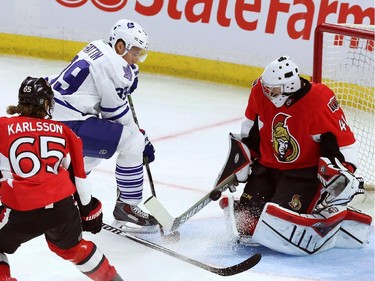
<box><xmin>219</xmin><ymin>196</ymin><xmax>260</xmax><ymax>246</ymax></box>
<box><xmin>112</xmin><ymin>201</ymin><xmax>159</xmax><ymax>234</ymax></box>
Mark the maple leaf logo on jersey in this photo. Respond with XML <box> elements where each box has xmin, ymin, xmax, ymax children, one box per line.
<box><xmin>127</xmin><ymin>22</ymin><xmax>135</xmax><ymax>29</ymax></box>
<box><xmin>122</xmin><ymin>65</ymin><xmax>133</xmax><ymax>81</ymax></box>
<box><xmin>271</xmin><ymin>113</ymin><xmax>300</xmax><ymax>163</ymax></box>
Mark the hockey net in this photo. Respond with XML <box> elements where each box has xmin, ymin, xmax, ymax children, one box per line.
<box><xmin>313</xmin><ymin>23</ymin><xmax>375</xmax><ymax>190</ymax></box>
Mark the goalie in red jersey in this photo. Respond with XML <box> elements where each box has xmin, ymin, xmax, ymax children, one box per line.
<box><xmin>219</xmin><ymin>56</ymin><xmax>371</xmax><ymax>255</ymax></box>
<box><xmin>0</xmin><ymin>77</ymin><xmax>123</xmax><ymax>280</ymax></box>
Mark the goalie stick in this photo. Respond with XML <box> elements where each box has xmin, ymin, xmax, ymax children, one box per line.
<box><xmin>102</xmin><ymin>222</ymin><xmax>261</xmax><ymax>276</ymax></box>
<box><xmin>144</xmin><ymin>174</ymin><xmax>236</xmax><ymax>232</ymax></box>
<box><xmin>144</xmin><ymin>133</ymin><xmax>251</xmax><ymax>232</ymax></box>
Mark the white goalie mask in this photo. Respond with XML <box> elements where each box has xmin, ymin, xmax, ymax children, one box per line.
<box><xmin>109</xmin><ymin>19</ymin><xmax>149</xmax><ymax>62</ymax></box>
<box><xmin>260</xmin><ymin>56</ymin><xmax>301</xmax><ymax>107</ymax></box>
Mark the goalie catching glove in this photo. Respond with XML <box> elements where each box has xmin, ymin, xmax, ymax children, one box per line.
<box><xmin>316</xmin><ymin>157</ymin><xmax>365</xmax><ymax>210</ymax></box>
<box><xmin>77</xmin><ymin>196</ymin><xmax>103</xmax><ymax>234</ymax></box>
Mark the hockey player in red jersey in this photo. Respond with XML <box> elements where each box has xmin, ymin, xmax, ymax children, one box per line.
<box><xmin>219</xmin><ymin>56</ymin><xmax>370</xmax><ymax>254</ymax></box>
<box><xmin>0</xmin><ymin>77</ymin><xmax>123</xmax><ymax>280</ymax></box>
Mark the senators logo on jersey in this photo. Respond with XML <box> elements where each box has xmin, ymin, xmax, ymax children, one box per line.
<box><xmin>288</xmin><ymin>194</ymin><xmax>302</xmax><ymax>211</ymax></box>
<box><xmin>271</xmin><ymin>113</ymin><xmax>300</xmax><ymax>163</ymax></box>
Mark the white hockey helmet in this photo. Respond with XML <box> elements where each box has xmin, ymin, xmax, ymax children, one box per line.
<box><xmin>109</xmin><ymin>19</ymin><xmax>149</xmax><ymax>62</ymax></box>
<box><xmin>260</xmin><ymin>56</ymin><xmax>301</xmax><ymax>107</ymax></box>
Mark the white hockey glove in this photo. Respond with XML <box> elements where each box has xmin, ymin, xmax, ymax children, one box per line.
<box><xmin>316</xmin><ymin>157</ymin><xmax>365</xmax><ymax>211</ymax></box>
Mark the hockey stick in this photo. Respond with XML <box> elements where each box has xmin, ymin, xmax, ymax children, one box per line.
<box><xmin>144</xmin><ymin>173</ymin><xmax>237</xmax><ymax>232</ymax></box>
<box><xmin>102</xmin><ymin>222</ymin><xmax>261</xmax><ymax>276</ymax></box>
<box><xmin>127</xmin><ymin>94</ymin><xmax>154</xmax><ymax>193</ymax></box>
<box><xmin>144</xmin><ymin>133</ymin><xmax>251</xmax><ymax>232</ymax></box>
<box><xmin>127</xmin><ymin>94</ymin><xmax>166</xmax><ymax>236</ymax></box>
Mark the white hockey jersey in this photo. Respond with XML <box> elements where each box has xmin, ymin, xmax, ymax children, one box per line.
<box><xmin>48</xmin><ymin>40</ymin><xmax>138</xmax><ymax>127</ymax></box>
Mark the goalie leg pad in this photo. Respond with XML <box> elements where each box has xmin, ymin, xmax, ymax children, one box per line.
<box><xmin>220</xmin><ymin>196</ymin><xmax>259</xmax><ymax>241</ymax></box>
<box><xmin>252</xmin><ymin>203</ymin><xmax>348</xmax><ymax>255</ymax></box>
<box><xmin>335</xmin><ymin>206</ymin><xmax>372</xmax><ymax>248</ymax></box>
<box><xmin>219</xmin><ymin>196</ymin><xmax>239</xmax><ymax>240</ymax></box>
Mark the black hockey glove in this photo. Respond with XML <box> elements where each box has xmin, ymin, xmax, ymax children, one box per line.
<box><xmin>79</xmin><ymin>197</ymin><xmax>103</xmax><ymax>234</ymax></box>
<box><xmin>140</xmin><ymin>129</ymin><xmax>155</xmax><ymax>163</ymax></box>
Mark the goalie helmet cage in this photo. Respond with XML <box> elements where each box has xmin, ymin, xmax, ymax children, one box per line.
<box><xmin>312</xmin><ymin>22</ymin><xmax>375</xmax><ymax>190</ymax></box>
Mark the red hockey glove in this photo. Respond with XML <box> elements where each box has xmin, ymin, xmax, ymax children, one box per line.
<box><xmin>79</xmin><ymin>197</ymin><xmax>103</xmax><ymax>234</ymax></box>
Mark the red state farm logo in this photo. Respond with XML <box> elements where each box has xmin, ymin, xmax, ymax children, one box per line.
<box><xmin>56</xmin><ymin>0</ymin><xmax>88</xmax><ymax>8</ymax></box>
<box><xmin>56</xmin><ymin>0</ymin><xmax>127</xmax><ymax>12</ymax></box>
<box><xmin>55</xmin><ymin>0</ymin><xmax>374</xmax><ymax>41</ymax></box>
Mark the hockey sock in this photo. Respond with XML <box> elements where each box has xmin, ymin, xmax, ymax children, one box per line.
<box><xmin>48</xmin><ymin>239</ymin><xmax>118</xmax><ymax>281</ymax></box>
<box><xmin>0</xmin><ymin>253</ymin><xmax>11</xmax><ymax>279</ymax></box>
<box><xmin>115</xmin><ymin>163</ymin><xmax>144</xmax><ymax>204</ymax></box>
<box><xmin>85</xmin><ymin>256</ymin><xmax>118</xmax><ymax>281</ymax></box>
<box><xmin>0</xmin><ymin>265</ymin><xmax>16</xmax><ymax>281</ymax></box>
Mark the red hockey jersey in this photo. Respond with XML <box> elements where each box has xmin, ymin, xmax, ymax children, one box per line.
<box><xmin>244</xmin><ymin>79</ymin><xmax>356</xmax><ymax>170</ymax></box>
<box><xmin>0</xmin><ymin>116</ymin><xmax>86</xmax><ymax>211</ymax></box>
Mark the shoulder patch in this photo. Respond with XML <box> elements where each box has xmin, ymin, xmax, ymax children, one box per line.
<box><xmin>122</xmin><ymin>65</ymin><xmax>133</xmax><ymax>81</ymax></box>
<box><xmin>327</xmin><ymin>96</ymin><xmax>339</xmax><ymax>113</ymax></box>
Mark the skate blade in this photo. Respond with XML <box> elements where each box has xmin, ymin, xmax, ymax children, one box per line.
<box><xmin>112</xmin><ymin>220</ymin><xmax>159</xmax><ymax>234</ymax></box>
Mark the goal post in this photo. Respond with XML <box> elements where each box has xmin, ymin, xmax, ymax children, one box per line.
<box><xmin>312</xmin><ymin>23</ymin><xmax>375</xmax><ymax>189</ymax></box>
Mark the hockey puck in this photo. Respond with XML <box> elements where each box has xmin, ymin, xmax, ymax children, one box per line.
<box><xmin>162</xmin><ymin>231</ymin><xmax>181</xmax><ymax>244</ymax></box>
<box><xmin>209</xmin><ymin>190</ymin><xmax>222</xmax><ymax>201</ymax></box>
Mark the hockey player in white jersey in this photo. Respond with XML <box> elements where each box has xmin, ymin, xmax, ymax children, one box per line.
<box><xmin>48</xmin><ymin>19</ymin><xmax>158</xmax><ymax>232</ymax></box>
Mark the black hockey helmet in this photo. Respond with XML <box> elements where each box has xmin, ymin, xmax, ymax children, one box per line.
<box><xmin>18</xmin><ymin>76</ymin><xmax>54</xmax><ymax>108</ymax></box>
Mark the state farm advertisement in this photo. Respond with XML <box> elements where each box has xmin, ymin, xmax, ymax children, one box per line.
<box><xmin>0</xmin><ymin>0</ymin><xmax>373</xmax><ymax>73</ymax></box>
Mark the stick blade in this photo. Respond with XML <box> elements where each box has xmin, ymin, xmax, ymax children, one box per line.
<box><xmin>215</xmin><ymin>253</ymin><xmax>262</xmax><ymax>276</ymax></box>
<box><xmin>144</xmin><ymin>196</ymin><xmax>174</xmax><ymax>231</ymax></box>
